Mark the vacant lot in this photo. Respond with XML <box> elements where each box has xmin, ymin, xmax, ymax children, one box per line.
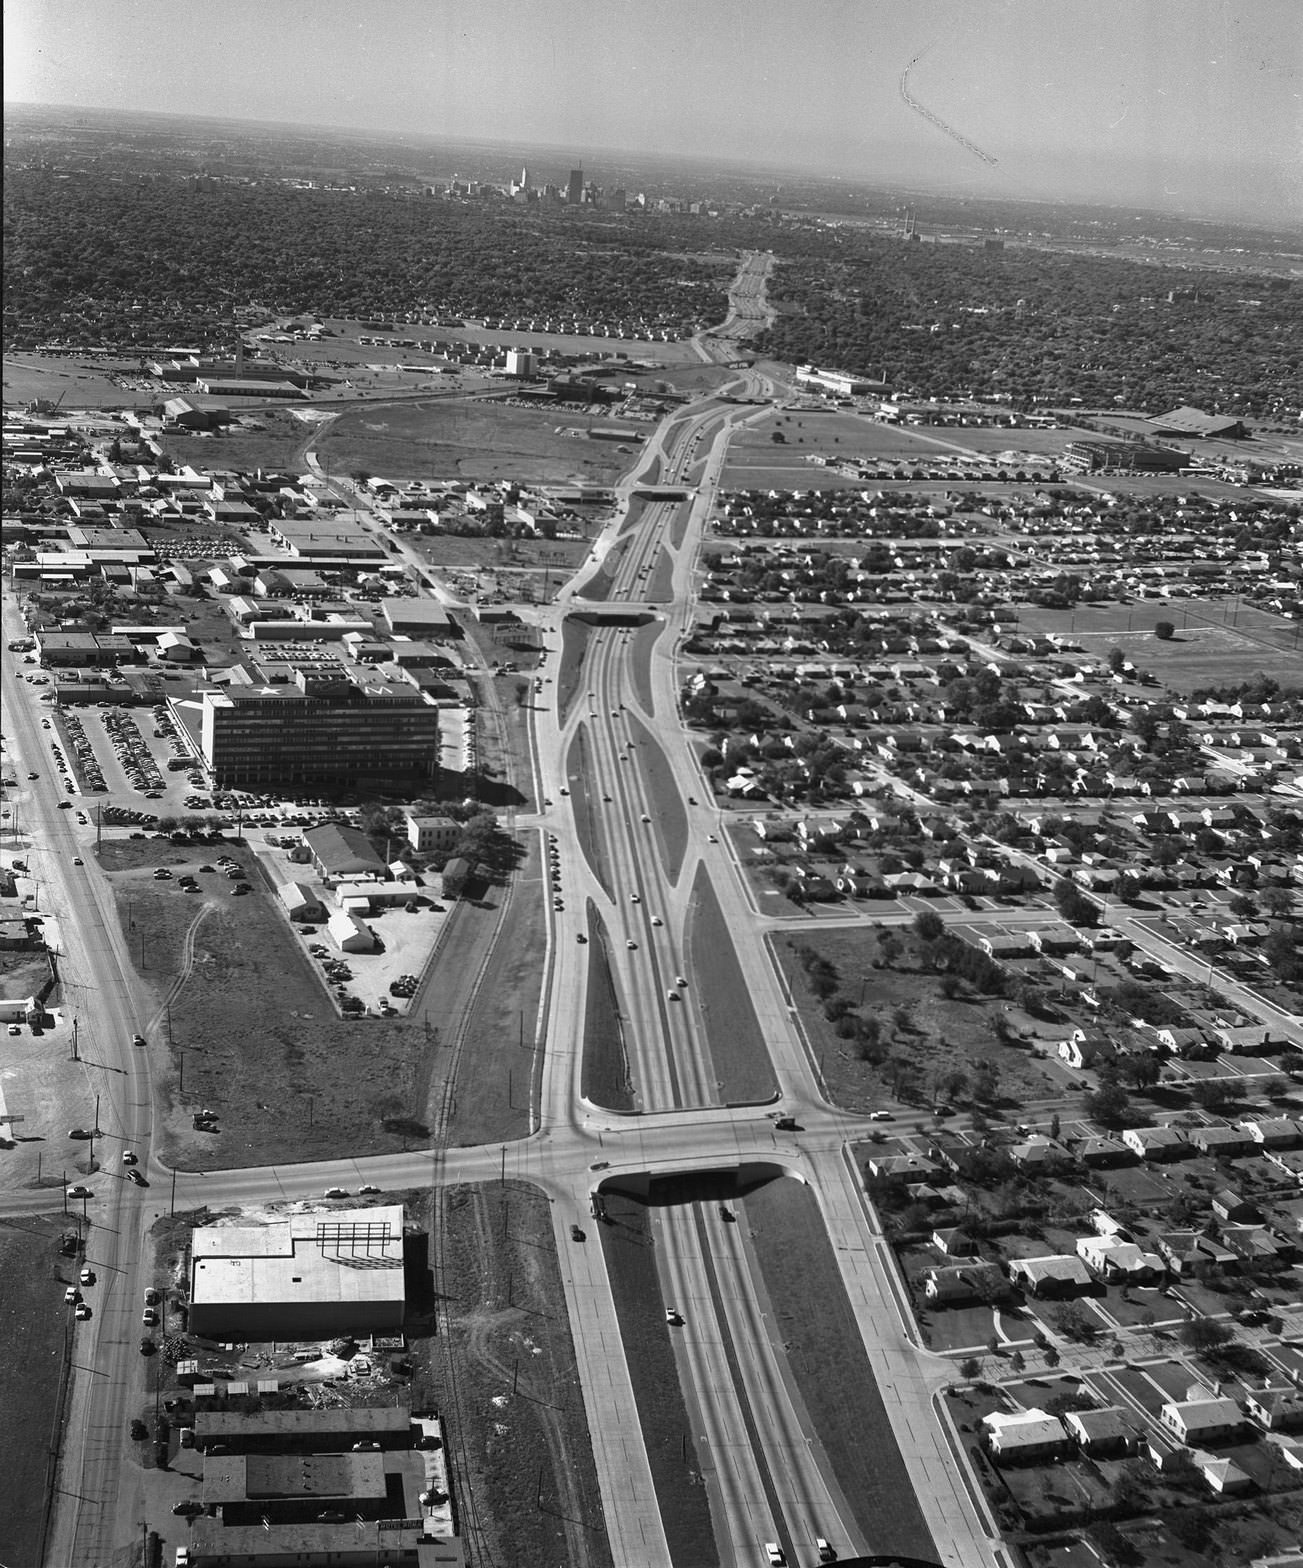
<box><xmin>1</xmin><ymin>352</ymin><xmax>155</xmax><ymax>409</ymax></box>
<box><xmin>319</xmin><ymin>397</ymin><xmax>631</xmax><ymax>486</ymax></box>
<box><xmin>160</xmin><ymin>409</ymin><xmax>308</xmax><ymax>474</ymax></box>
<box><xmin>745</xmin><ymin>1177</ymin><xmax>939</xmax><ymax>1561</ymax></box>
<box><xmin>0</xmin><ymin>1212</ymin><xmax>72</xmax><ymax>1568</ymax></box>
<box><xmin>434</xmin><ymin>1182</ymin><xmax>613</xmax><ymax>1568</ymax></box>
<box><xmin>773</xmin><ymin>926</ymin><xmax>1068</xmax><ymax>1115</ymax></box>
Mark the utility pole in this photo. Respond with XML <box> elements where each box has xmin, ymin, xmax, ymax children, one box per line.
<box><xmin>71</xmin><ymin>1015</ymin><xmax>79</xmax><ymax>1062</ymax></box>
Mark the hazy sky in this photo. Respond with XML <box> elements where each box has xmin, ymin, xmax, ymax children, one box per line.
<box><xmin>5</xmin><ymin>0</ymin><xmax>1301</xmax><ymax>222</ymax></box>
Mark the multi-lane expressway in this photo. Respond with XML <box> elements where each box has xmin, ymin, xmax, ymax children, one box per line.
<box><xmin>6</xmin><ymin>342</ymin><xmax>1009</xmax><ymax>1568</ymax></box>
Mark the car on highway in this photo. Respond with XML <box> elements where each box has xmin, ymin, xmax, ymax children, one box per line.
<box><xmin>127</xmin><ymin>1168</ymin><xmax>147</xmax><ymax>1185</ymax></box>
<box><xmin>57</xmin><ymin>800</ymin><xmax>72</xmax><ymax>810</ymax></box>
<box><xmin>675</xmin><ymin>975</ymin><xmax>687</xmax><ymax>987</ymax></box>
<box><xmin>629</xmin><ymin>893</ymin><xmax>640</xmax><ymax>903</ymax></box>
<box><xmin>132</xmin><ymin>1033</ymin><xmax>146</xmax><ymax>1048</ymax></box>
<box><xmin>707</xmin><ymin>833</ymin><xmax>718</xmax><ymax>843</ymax></box>
<box><xmin>359</xmin><ymin>1185</ymin><xmax>380</xmax><ymax>1195</ymax></box>
<box><xmin>66</xmin><ymin>1186</ymin><xmax>93</xmax><ymax>1199</ymax></box>
<box><xmin>640</xmin><ymin>813</ymin><xmax>651</xmax><ymax>823</ymax></box>
<box><xmin>570</xmin><ymin>1224</ymin><xmax>585</xmax><ymax>1242</ymax></box>
<box><xmin>651</xmin><ymin>916</ymin><xmax>662</xmax><ymax>926</ymax></box>
<box><xmin>869</xmin><ymin>1111</ymin><xmax>894</xmax><ymax>1122</ymax></box>
<box><xmin>626</xmin><ymin>939</ymin><xmax>637</xmax><ymax>950</ymax></box>
<box><xmin>122</xmin><ymin>1150</ymin><xmax>138</xmax><ymax>1165</ymax></box>
<box><xmin>666</xmin><ymin>990</ymin><xmax>680</xmax><ymax>1001</ymax></box>
<box><xmin>27</xmin><ymin>771</ymin><xmax>38</xmax><ymax>779</ymax></box>
<box><xmin>324</xmin><ymin>1187</ymin><xmax>348</xmax><ymax>1198</ymax></box>
<box><xmin>765</xmin><ymin>1544</ymin><xmax>785</xmax><ymax>1566</ymax></box>
<box><xmin>575</xmin><ymin>932</ymin><xmax>587</xmax><ymax>943</ymax></box>
<box><xmin>664</xmin><ymin>1307</ymin><xmax>681</xmax><ymax>1325</ymax></box>
<box><xmin>72</xmin><ymin>857</ymin><xmax>83</xmax><ymax>866</ymax></box>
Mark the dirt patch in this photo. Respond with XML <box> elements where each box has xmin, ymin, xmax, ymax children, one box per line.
<box><xmin>0</xmin><ymin>951</ymin><xmax>52</xmax><ymax>1000</ymax></box>
<box><xmin>433</xmin><ymin>1182</ymin><xmax>613</xmax><ymax>1568</ymax></box>
<box><xmin>597</xmin><ymin>1190</ymin><xmax>718</xmax><ymax>1567</ymax></box>
<box><xmin>687</xmin><ymin>863</ymin><xmax>775</xmax><ymax>1104</ymax></box>
<box><xmin>0</xmin><ymin>1212</ymin><xmax>76</xmax><ymax>1568</ymax></box>
<box><xmin>160</xmin><ymin>410</ymin><xmax>306</xmax><ymax>475</ymax></box>
<box><xmin>745</xmin><ymin>1178</ymin><xmax>939</xmax><ymax>1561</ymax></box>
<box><xmin>574</xmin><ymin>539</ymin><xmax>629</xmax><ymax>602</ymax></box>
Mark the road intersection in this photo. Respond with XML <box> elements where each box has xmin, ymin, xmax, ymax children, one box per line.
<box><xmin>2</xmin><ymin>287</ymin><xmax>1013</xmax><ymax>1568</ymax></box>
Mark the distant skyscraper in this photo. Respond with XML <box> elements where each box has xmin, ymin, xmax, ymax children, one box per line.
<box><xmin>607</xmin><ymin>187</ymin><xmax>626</xmax><ymax>212</ymax></box>
<box><xmin>519</xmin><ymin>166</ymin><xmax>529</xmax><ymax>189</ymax></box>
<box><xmin>567</xmin><ymin>168</ymin><xmax>583</xmax><ymax>205</ymax></box>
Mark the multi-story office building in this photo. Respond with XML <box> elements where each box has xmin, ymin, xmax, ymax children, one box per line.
<box><xmin>198</xmin><ymin>670</ymin><xmax>440</xmax><ymax>787</ymax></box>
<box><xmin>566</xmin><ymin>166</ymin><xmax>583</xmax><ymax>204</ymax></box>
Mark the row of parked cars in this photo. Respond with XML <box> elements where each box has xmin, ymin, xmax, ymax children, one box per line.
<box><xmin>58</xmin><ymin>712</ymin><xmax>107</xmax><ymax>792</ymax></box>
<box><xmin>104</xmin><ymin>710</ymin><xmax>166</xmax><ymax>795</ymax></box>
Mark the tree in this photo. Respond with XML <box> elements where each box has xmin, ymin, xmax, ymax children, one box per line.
<box><xmin>1262</xmin><ymin>884</ymin><xmax>1296</xmax><ymax>921</ymax></box>
<box><xmin>913</xmin><ymin>909</ymin><xmax>945</xmax><ymax>943</ymax></box>
<box><xmin>959</xmin><ymin>1356</ymin><xmax>981</xmax><ymax>1380</ymax></box>
<box><xmin>1106</xmin><ymin>647</ymin><xmax>1127</xmax><ymax>674</ymax></box>
<box><xmin>1228</xmin><ymin>892</ymin><xmax>1258</xmax><ymax>920</ymax></box>
<box><xmin>970</xmin><ymin>1060</ymin><xmax>1000</xmax><ymax>1106</ymax></box>
<box><xmin>1154</xmin><ymin>620</ymin><xmax>1176</xmax><ymax>640</ymax></box>
<box><xmin>1084</xmin><ymin>1080</ymin><xmax>1131</xmax><ymax>1126</ymax></box>
<box><xmin>1054</xmin><ymin>878</ymin><xmax>1100</xmax><ymax>927</ymax></box>
<box><xmin>1181</xmin><ymin>1316</ymin><xmax>1234</xmax><ymax>1356</ymax></box>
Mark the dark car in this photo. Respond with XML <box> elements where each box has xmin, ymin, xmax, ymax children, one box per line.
<box><xmin>140</xmin><ymin>1337</ymin><xmax>156</xmax><ymax>1356</ymax></box>
<box><xmin>570</xmin><ymin>1224</ymin><xmax>585</xmax><ymax>1242</ymax></box>
<box><xmin>130</xmin><ymin>1419</ymin><xmax>148</xmax><ymax>1440</ymax></box>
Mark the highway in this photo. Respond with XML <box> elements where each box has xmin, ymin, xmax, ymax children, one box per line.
<box><xmin>5</xmin><ymin>257</ymin><xmax>1008</xmax><ymax>1568</ymax></box>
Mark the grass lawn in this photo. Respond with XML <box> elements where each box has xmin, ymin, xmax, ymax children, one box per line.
<box><xmin>434</xmin><ymin>1182</ymin><xmax>613</xmax><ymax>1568</ymax></box>
<box><xmin>598</xmin><ymin>1191</ymin><xmax>718</xmax><ymax>1568</ymax></box>
<box><xmin>581</xmin><ymin>920</ymin><xmax>633</xmax><ymax>1111</ymax></box>
<box><xmin>557</xmin><ymin>615</ymin><xmax>596</xmax><ymax>726</ymax></box>
<box><xmin>744</xmin><ymin>1177</ymin><xmax>938</xmax><ymax>1558</ymax></box>
<box><xmin>319</xmin><ymin>397</ymin><xmax>630</xmax><ymax>487</ymax></box>
<box><xmin>686</xmin><ymin>863</ymin><xmax>774</xmax><ymax>1104</ymax></box>
<box><xmin>625</xmin><ymin>710</ymin><xmax>689</xmax><ymax>886</ymax></box>
<box><xmin>0</xmin><ymin>1212</ymin><xmax>73</xmax><ymax>1568</ymax></box>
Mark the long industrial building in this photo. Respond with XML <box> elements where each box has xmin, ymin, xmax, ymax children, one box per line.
<box><xmin>198</xmin><ymin>670</ymin><xmax>440</xmax><ymax>787</ymax></box>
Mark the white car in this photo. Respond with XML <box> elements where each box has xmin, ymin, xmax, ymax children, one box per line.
<box><xmin>869</xmin><ymin>1111</ymin><xmax>894</xmax><ymax>1122</ymax></box>
<box><xmin>764</xmin><ymin>1546</ymin><xmax>785</xmax><ymax>1567</ymax></box>
<box><xmin>122</xmin><ymin>1150</ymin><xmax>138</xmax><ymax>1165</ymax></box>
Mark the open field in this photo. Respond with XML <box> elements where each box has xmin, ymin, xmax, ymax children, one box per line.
<box><xmin>1013</xmin><ymin>601</ymin><xmax>1303</xmax><ymax>692</ymax></box>
<box><xmin>160</xmin><ymin>410</ymin><xmax>307</xmax><ymax>474</ymax></box>
<box><xmin>598</xmin><ymin>1189</ymin><xmax>718</xmax><ymax>1568</ymax></box>
<box><xmin>773</xmin><ymin>927</ymin><xmax>1072</xmax><ymax>1115</ymax></box>
<box><xmin>0</xmin><ymin>1211</ymin><xmax>72</xmax><ymax>1568</ymax></box>
<box><xmin>433</xmin><ymin>1181</ymin><xmax>613</xmax><ymax>1568</ymax></box>
<box><xmin>2</xmin><ymin>353</ymin><xmax>159</xmax><ymax>410</ymax></box>
<box><xmin>745</xmin><ymin>1177</ymin><xmax>939</xmax><ymax>1561</ymax></box>
<box><xmin>95</xmin><ymin>837</ymin><xmax>431</xmax><ymax>1167</ymax></box>
<box><xmin>687</xmin><ymin>864</ymin><xmax>774</xmax><ymax>1105</ymax></box>
<box><xmin>318</xmin><ymin>396</ymin><xmax>636</xmax><ymax>486</ymax></box>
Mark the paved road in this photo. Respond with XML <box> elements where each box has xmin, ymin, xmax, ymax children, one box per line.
<box><xmin>6</xmin><ymin>257</ymin><xmax>1004</xmax><ymax>1567</ymax></box>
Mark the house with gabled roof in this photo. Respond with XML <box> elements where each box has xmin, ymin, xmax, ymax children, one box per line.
<box><xmin>981</xmin><ymin>1408</ymin><xmax>1070</xmax><ymax>1464</ymax></box>
<box><xmin>1190</xmin><ymin>1125</ymin><xmax>1253</xmax><ymax>1159</ymax></box>
<box><xmin>1122</xmin><ymin>1125</ymin><xmax>1190</xmax><ymax>1162</ymax></box>
<box><xmin>923</xmin><ymin>1263</ymin><xmax>1011</xmax><ymax>1306</ymax></box>
<box><xmin>1239</xmin><ymin>1118</ymin><xmax>1301</xmax><ymax>1150</ymax></box>
<box><xmin>1076</xmin><ymin>1234</ymin><xmax>1164</xmax><ymax>1283</ymax></box>
<box><xmin>1007</xmin><ymin>1254</ymin><xmax>1093</xmax><ymax>1296</ymax></box>
<box><xmin>1245</xmin><ymin>1386</ymin><xmax>1303</xmax><ymax>1433</ymax></box>
<box><xmin>1161</xmin><ymin>1395</ymin><xmax>1243</xmax><ymax>1445</ymax></box>
<box><xmin>1064</xmin><ymin>1406</ymin><xmax>1142</xmax><ymax>1455</ymax></box>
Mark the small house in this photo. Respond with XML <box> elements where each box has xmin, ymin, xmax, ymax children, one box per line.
<box><xmin>981</xmin><ymin>1409</ymin><xmax>1069</xmax><ymax>1464</ymax></box>
<box><xmin>1161</xmin><ymin>1396</ymin><xmax>1243</xmax><ymax>1445</ymax></box>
